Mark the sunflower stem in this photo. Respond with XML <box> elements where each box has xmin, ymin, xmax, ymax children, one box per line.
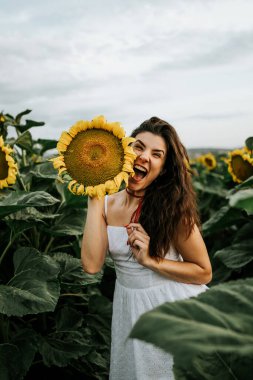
<box><xmin>0</xmin><ymin>231</ymin><xmax>13</xmax><ymax>266</ymax></box>
<box><xmin>44</xmin><ymin>236</ymin><xmax>54</xmax><ymax>254</ymax></box>
<box><xmin>16</xmin><ymin>169</ymin><xmax>27</xmax><ymax>191</ymax></box>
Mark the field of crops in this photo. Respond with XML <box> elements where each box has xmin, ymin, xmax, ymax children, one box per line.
<box><xmin>0</xmin><ymin>110</ymin><xmax>253</xmax><ymax>379</ymax></box>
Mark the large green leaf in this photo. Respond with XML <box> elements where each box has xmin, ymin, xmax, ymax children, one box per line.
<box><xmin>56</xmin><ymin>181</ymin><xmax>87</xmax><ymax>208</ymax></box>
<box><xmin>214</xmin><ymin>240</ymin><xmax>253</xmax><ymax>269</ymax></box>
<box><xmin>15</xmin><ymin>109</ymin><xmax>31</xmax><ymax>123</ymax></box>
<box><xmin>229</xmin><ymin>189</ymin><xmax>253</xmax><ymax>213</ymax></box>
<box><xmin>30</xmin><ymin>161</ymin><xmax>58</xmax><ymax>179</ymax></box>
<box><xmin>36</xmin><ymin>138</ymin><xmax>57</xmax><ymax>154</ymax></box>
<box><xmin>17</xmin><ymin>119</ymin><xmax>45</xmax><ymax>132</ymax></box>
<box><xmin>15</xmin><ymin>130</ymin><xmax>33</xmax><ymax>152</ymax></box>
<box><xmin>53</xmin><ymin>252</ymin><xmax>102</xmax><ymax>286</ymax></box>
<box><xmin>0</xmin><ymin>343</ymin><xmax>22</xmax><ymax>380</ymax></box>
<box><xmin>0</xmin><ymin>247</ymin><xmax>60</xmax><ymax>316</ymax></box>
<box><xmin>39</xmin><ymin>330</ymin><xmax>90</xmax><ymax>367</ymax></box>
<box><xmin>202</xmin><ymin>205</ymin><xmax>245</xmax><ymax>236</ymax></box>
<box><xmin>11</xmin><ymin>328</ymin><xmax>39</xmax><ymax>378</ymax></box>
<box><xmin>233</xmin><ymin>221</ymin><xmax>253</xmax><ymax>243</ymax></box>
<box><xmin>130</xmin><ymin>278</ymin><xmax>253</xmax><ymax>380</ymax></box>
<box><xmin>0</xmin><ymin>191</ymin><xmax>60</xmax><ymax>218</ymax></box>
<box><xmin>45</xmin><ymin>208</ymin><xmax>86</xmax><ymax>236</ymax></box>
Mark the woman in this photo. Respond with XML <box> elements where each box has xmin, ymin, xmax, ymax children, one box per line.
<box><xmin>82</xmin><ymin>116</ymin><xmax>212</xmax><ymax>380</ymax></box>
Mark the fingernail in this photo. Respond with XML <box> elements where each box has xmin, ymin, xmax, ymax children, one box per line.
<box><xmin>124</xmin><ymin>224</ymin><xmax>129</xmax><ymax>228</ymax></box>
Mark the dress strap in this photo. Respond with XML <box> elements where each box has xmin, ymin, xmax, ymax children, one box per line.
<box><xmin>104</xmin><ymin>195</ymin><xmax>108</xmax><ymax>222</ymax></box>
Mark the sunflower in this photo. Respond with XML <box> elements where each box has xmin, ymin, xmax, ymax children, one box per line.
<box><xmin>0</xmin><ymin>136</ymin><xmax>18</xmax><ymax>189</ymax></box>
<box><xmin>196</xmin><ymin>153</ymin><xmax>217</xmax><ymax>170</ymax></box>
<box><xmin>52</xmin><ymin>115</ymin><xmax>137</xmax><ymax>198</ymax></box>
<box><xmin>225</xmin><ymin>149</ymin><xmax>253</xmax><ymax>183</ymax></box>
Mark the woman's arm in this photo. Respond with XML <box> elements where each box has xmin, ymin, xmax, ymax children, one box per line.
<box><xmin>81</xmin><ymin>197</ymin><xmax>108</xmax><ymax>274</ymax></box>
<box><xmin>127</xmin><ymin>222</ymin><xmax>212</xmax><ymax>285</ymax></box>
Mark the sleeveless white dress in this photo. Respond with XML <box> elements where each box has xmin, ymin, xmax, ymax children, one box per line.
<box><xmin>105</xmin><ymin>196</ymin><xmax>208</xmax><ymax>380</ymax></box>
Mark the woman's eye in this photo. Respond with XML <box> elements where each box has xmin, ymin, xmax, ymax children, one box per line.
<box><xmin>153</xmin><ymin>153</ymin><xmax>161</xmax><ymax>158</ymax></box>
<box><xmin>134</xmin><ymin>145</ymin><xmax>142</xmax><ymax>150</ymax></box>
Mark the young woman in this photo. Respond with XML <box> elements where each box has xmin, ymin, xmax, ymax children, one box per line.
<box><xmin>82</xmin><ymin>116</ymin><xmax>212</xmax><ymax>380</ymax></box>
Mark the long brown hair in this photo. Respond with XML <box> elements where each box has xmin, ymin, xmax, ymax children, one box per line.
<box><xmin>131</xmin><ymin>116</ymin><xmax>200</xmax><ymax>260</ymax></box>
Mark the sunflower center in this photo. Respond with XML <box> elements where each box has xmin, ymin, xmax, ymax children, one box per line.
<box><xmin>64</xmin><ymin>129</ymin><xmax>124</xmax><ymax>186</ymax></box>
<box><xmin>205</xmin><ymin>158</ymin><xmax>213</xmax><ymax>166</ymax></box>
<box><xmin>0</xmin><ymin>149</ymin><xmax>8</xmax><ymax>180</ymax></box>
<box><xmin>232</xmin><ymin>155</ymin><xmax>253</xmax><ymax>181</ymax></box>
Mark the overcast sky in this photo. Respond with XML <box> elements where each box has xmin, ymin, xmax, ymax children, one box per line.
<box><xmin>0</xmin><ymin>0</ymin><xmax>252</xmax><ymax>148</ymax></box>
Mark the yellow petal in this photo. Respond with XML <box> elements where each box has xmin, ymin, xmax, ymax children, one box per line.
<box><xmin>53</xmin><ymin>156</ymin><xmax>65</xmax><ymax>169</ymax></box>
<box><xmin>122</xmin><ymin>137</ymin><xmax>136</xmax><ymax>149</ymax></box>
<box><xmin>95</xmin><ymin>184</ymin><xmax>106</xmax><ymax>198</ymax></box>
<box><xmin>60</xmin><ymin>131</ymin><xmax>72</xmax><ymax>145</ymax></box>
<box><xmin>105</xmin><ymin>180</ymin><xmax>118</xmax><ymax>194</ymax></box>
<box><xmin>85</xmin><ymin>186</ymin><xmax>96</xmax><ymax>197</ymax></box>
<box><xmin>91</xmin><ymin>115</ymin><xmax>106</xmax><ymax>129</ymax></box>
<box><xmin>111</xmin><ymin>123</ymin><xmax>125</xmax><ymax>139</ymax></box>
<box><xmin>114</xmin><ymin>172</ymin><xmax>124</xmax><ymax>188</ymax></box>
<box><xmin>77</xmin><ymin>184</ymin><xmax>85</xmax><ymax>195</ymax></box>
<box><xmin>58</xmin><ymin>167</ymin><xmax>67</xmax><ymax>174</ymax></box>
<box><xmin>0</xmin><ymin>136</ymin><xmax>4</xmax><ymax>146</ymax></box>
<box><xmin>0</xmin><ymin>179</ymin><xmax>8</xmax><ymax>189</ymax></box>
<box><xmin>57</xmin><ymin>141</ymin><xmax>68</xmax><ymax>152</ymax></box>
<box><xmin>68</xmin><ymin>179</ymin><xmax>77</xmax><ymax>192</ymax></box>
<box><xmin>122</xmin><ymin>161</ymin><xmax>134</xmax><ymax>173</ymax></box>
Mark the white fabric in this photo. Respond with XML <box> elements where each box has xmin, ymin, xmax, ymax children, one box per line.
<box><xmin>105</xmin><ymin>196</ymin><xmax>208</xmax><ymax>380</ymax></box>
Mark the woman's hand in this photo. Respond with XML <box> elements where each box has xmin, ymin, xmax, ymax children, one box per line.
<box><xmin>126</xmin><ymin>223</ymin><xmax>151</xmax><ymax>266</ymax></box>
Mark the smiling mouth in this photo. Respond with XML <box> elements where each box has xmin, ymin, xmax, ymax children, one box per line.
<box><xmin>133</xmin><ymin>164</ymin><xmax>148</xmax><ymax>181</ymax></box>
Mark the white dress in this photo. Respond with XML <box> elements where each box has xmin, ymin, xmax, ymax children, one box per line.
<box><xmin>105</xmin><ymin>196</ymin><xmax>208</xmax><ymax>380</ymax></box>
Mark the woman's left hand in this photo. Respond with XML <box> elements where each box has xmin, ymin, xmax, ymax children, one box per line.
<box><xmin>126</xmin><ymin>223</ymin><xmax>151</xmax><ymax>266</ymax></box>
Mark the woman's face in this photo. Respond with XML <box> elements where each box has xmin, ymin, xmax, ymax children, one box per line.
<box><xmin>128</xmin><ymin>131</ymin><xmax>167</xmax><ymax>192</ymax></box>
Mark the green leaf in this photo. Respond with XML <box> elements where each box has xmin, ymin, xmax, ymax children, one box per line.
<box><xmin>56</xmin><ymin>306</ymin><xmax>83</xmax><ymax>331</ymax></box>
<box><xmin>15</xmin><ymin>109</ymin><xmax>32</xmax><ymax>124</ymax></box>
<box><xmin>213</xmin><ymin>240</ymin><xmax>253</xmax><ymax>269</ymax></box>
<box><xmin>0</xmin><ymin>191</ymin><xmax>60</xmax><ymax>218</ymax></box>
<box><xmin>15</xmin><ymin>130</ymin><xmax>33</xmax><ymax>152</ymax></box>
<box><xmin>36</xmin><ymin>138</ymin><xmax>57</xmax><ymax>154</ymax></box>
<box><xmin>202</xmin><ymin>205</ymin><xmax>245</xmax><ymax>236</ymax></box>
<box><xmin>245</xmin><ymin>137</ymin><xmax>253</xmax><ymax>151</ymax></box>
<box><xmin>39</xmin><ymin>331</ymin><xmax>90</xmax><ymax>367</ymax></box>
<box><xmin>0</xmin><ymin>343</ymin><xmax>23</xmax><ymax>380</ymax></box>
<box><xmin>229</xmin><ymin>189</ymin><xmax>253</xmax><ymax>213</ymax></box>
<box><xmin>130</xmin><ymin>278</ymin><xmax>253</xmax><ymax>380</ymax></box>
<box><xmin>53</xmin><ymin>252</ymin><xmax>102</xmax><ymax>285</ymax></box>
<box><xmin>233</xmin><ymin>222</ymin><xmax>253</xmax><ymax>243</ymax></box>
<box><xmin>233</xmin><ymin>175</ymin><xmax>253</xmax><ymax>190</ymax></box>
<box><xmin>0</xmin><ymin>247</ymin><xmax>60</xmax><ymax>316</ymax></box>
<box><xmin>5</xmin><ymin>206</ymin><xmax>60</xmax><ymax>224</ymax></box>
<box><xmin>56</xmin><ymin>182</ymin><xmax>87</xmax><ymax>208</ymax></box>
<box><xmin>18</xmin><ymin>119</ymin><xmax>45</xmax><ymax>132</ymax></box>
<box><xmin>46</xmin><ymin>208</ymin><xmax>86</xmax><ymax>236</ymax></box>
<box><xmin>30</xmin><ymin>161</ymin><xmax>58</xmax><ymax>179</ymax></box>
<box><xmin>12</xmin><ymin>329</ymin><xmax>39</xmax><ymax>378</ymax></box>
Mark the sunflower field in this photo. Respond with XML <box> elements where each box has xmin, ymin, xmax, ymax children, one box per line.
<box><xmin>0</xmin><ymin>110</ymin><xmax>253</xmax><ymax>380</ymax></box>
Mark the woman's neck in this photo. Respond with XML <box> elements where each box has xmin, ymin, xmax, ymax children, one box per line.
<box><xmin>124</xmin><ymin>187</ymin><xmax>144</xmax><ymax>207</ymax></box>
<box><xmin>126</xmin><ymin>187</ymin><xmax>144</xmax><ymax>198</ymax></box>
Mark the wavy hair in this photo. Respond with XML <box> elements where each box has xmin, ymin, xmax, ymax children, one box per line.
<box><xmin>131</xmin><ymin>116</ymin><xmax>200</xmax><ymax>260</ymax></box>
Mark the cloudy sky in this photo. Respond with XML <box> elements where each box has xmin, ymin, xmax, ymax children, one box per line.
<box><xmin>1</xmin><ymin>0</ymin><xmax>252</xmax><ymax>148</ymax></box>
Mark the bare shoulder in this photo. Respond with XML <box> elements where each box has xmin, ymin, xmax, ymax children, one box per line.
<box><xmin>107</xmin><ymin>190</ymin><xmax>125</xmax><ymax>208</ymax></box>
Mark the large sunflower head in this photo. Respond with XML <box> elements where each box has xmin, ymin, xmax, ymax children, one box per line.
<box><xmin>225</xmin><ymin>148</ymin><xmax>253</xmax><ymax>183</ymax></box>
<box><xmin>0</xmin><ymin>136</ymin><xmax>18</xmax><ymax>189</ymax></box>
<box><xmin>52</xmin><ymin>115</ymin><xmax>137</xmax><ymax>197</ymax></box>
<box><xmin>196</xmin><ymin>153</ymin><xmax>217</xmax><ymax>171</ymax></box>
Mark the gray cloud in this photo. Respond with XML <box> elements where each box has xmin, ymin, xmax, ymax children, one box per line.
<box><xmin>1</xmin><ymin>0</ymin><xmax>253</xmax><ymax>148</ymax></box>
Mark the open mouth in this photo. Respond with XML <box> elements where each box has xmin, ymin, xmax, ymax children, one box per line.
<box><xmin>133</xmin><ymin>164</ymin><xmax>148</xmax><ymax>181</ymax></box>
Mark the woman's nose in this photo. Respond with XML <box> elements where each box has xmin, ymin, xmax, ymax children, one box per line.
<box><xmin>139</xmin><ymin>151</ymin><xmax>149</xmax><ymax>161</ymax></box>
